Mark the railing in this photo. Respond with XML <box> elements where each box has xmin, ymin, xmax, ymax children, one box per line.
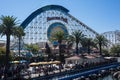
<box><xmin>59</xmin><ymin>62</ymin><xmax>120</xmax><ymax>80</ymax></box>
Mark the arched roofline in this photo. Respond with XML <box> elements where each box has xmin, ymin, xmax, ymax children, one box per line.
<box><xmin>20</xmin><ymin>5</ymin><xmax>69</xmax><ymax>29</ymax></box>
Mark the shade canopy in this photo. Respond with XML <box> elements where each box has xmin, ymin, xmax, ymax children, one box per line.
<box><xmin>65</xmin><ymin>56</ymin><xmax>83</xmax><ymax>64</ymax></box>
<box><xmin>66</xmin><ymin>56</ymin><xmax>81</xmax><ymax>60</ymax></box>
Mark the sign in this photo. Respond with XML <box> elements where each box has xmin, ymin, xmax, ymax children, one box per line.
<box><xmin>47</xmin><ymin>17</ymin><xmax>68</xmax><ymax>23</ymax></box>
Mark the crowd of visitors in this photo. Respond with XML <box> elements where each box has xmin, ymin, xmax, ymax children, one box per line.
<box><xmin>0</xmin><ymin>56</ymin><xmax>118</xmax><ymax>80</ymax></box>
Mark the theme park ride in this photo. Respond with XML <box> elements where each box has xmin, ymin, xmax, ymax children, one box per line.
<box><xmin>12</xmin><ymin>5</ymin><xmax>100</xmax><ymax>55</ymax></box>
<box><xmin>20</xmin><ymin>5</ymin><xmax>99</xmax><ymax>45</ymax></box>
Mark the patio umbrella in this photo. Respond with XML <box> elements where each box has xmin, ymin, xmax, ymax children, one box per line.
<box><xmin>48</xmin><ymin>61</ymin><xmax>53</xmax><ymax>64</ymax></box>
<box><xmin>38</xmin><ymin>62</ymin><xmax>49</xmax><ymax>65</ymax></box>
<box><xmin>52</xmin><ymin>61</ymin><xmax>61</xmax><ymax>64</ymax></box>
<box><xmin>13</xmin><ymin>61</ymin><xmax>19</xmax><ymax>64</ymax></box>
<box><xmin>29</xmin><ymin>62</ymin><xmax>39</xmax><ymax>66</ymax></box>
<box><xmin>10</xmin><ymin>61</ymin><xmax>19</xmax><ymax>64</ymax></box>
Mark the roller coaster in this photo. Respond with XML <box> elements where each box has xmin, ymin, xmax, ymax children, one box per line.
<box><xmin>20</xmin><ymin>5</ymin><xmax>99</xmax><ymax>44</ymax></box>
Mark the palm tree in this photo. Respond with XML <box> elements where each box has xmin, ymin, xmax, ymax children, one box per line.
<box><xmin>81</xmin><ymin>37</ymin><xmax>96</xmax><ymax>54</ymax></box>
<box><xmin>15</xmin><ymin>27</ymin><xmax>25</xmax><ymax>57</ymax></box>
<box><xmin>51</xmin><ymin>31</ymin><xmax>67</xmax><ymax>62</ymax></box>
<box><xmin>68</xmin><ymin>30</ymin><xmax>85</xmax><ymax>55</ymax></box>
<box><xmin>45</xmin><ymin>42</ymin><xmax>51</xmax><ymax>61</ymax></box>
<box><xmin>66</xmin><ymin>36</ymin><xmax>74</xmax><ymax>54</ymax></box>
<box><xmin>0</xmin><ymin>15</ymin><xmax>20</xmax><ymax>78</ymax></box>
<box><xmin>94</xmin><ymin>35</ymin><xmax>108</xmax><ymax>55</ymax></box>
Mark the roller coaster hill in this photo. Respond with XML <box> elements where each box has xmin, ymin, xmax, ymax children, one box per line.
<box><xmin>10</xmin><ymin>5</ymin><xmax>120</xmax><ymax>57</ymax></box>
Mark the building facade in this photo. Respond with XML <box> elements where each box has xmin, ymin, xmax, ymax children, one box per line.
<box><xmin>102</xmin><ymin>30</ymin><xmax>120</xmax><ymax>47</ymax></box>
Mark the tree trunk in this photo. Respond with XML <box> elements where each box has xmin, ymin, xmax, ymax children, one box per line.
<box><xmin>99</xmin><ymin>43</ymin><xmax>102</xmax><ymax>55</ymax></box>
<box><xmin>59</xmin><ymin>42</ymin><xmax>62</xmax><ymax>62</ymax></box>
<box><xmin>5</xmin><ymin>35</ymin><xmax>10</xmax><ymax>79</ymax></box>
<box><xmin>76</xmin><ymin>43</ymin><xmax>79</xmax><ymax>55</ymax></box>
<box><xmin>59</xmin><ymin>42</ymin><xmax>62</xmax><ymax>72</ymax></box>
<box><xmin>88</xmin><ymin>45</ymin><xmax>90</xmax><ymax>54</ymax></box>
<box><xmin>19</xmin><ymin>37</ymin><xmax>21</xmax><ymax>58</ymax></box>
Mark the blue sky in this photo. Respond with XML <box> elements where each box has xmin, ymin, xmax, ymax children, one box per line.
<box><xmin>0</xmin><ymin>0</ymin><xmax>120</xmax><ymax>34</ymax></box>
